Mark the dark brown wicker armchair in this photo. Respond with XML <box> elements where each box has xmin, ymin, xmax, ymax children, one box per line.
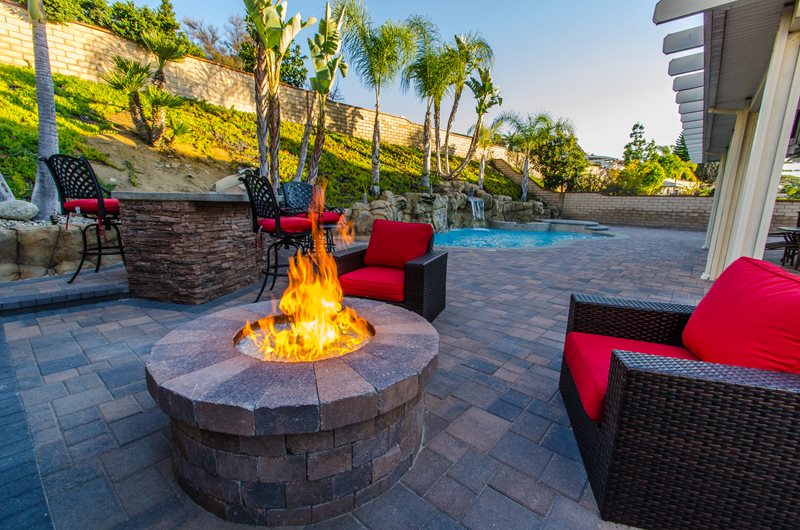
<box><xmin>560</xmin><ymin>294</ymin><xmax>800</xmax><ymax>530</ymax></box>
<box><xmin>333</xmin><ymin>243</ymin><xmax>447</xmax><ymax>322</ymax></box>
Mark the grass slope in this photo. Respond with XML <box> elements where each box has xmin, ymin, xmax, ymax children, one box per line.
<box><xmin>0</xmin><ymin>64</ymin><xmax>520</xmax><ymax>206</ymax></box>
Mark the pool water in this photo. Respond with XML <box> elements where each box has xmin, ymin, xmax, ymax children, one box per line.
<box><xmin>434</xmin><ymin>228</ymin><xmax>595</xmax><ymax>249</ymax></box>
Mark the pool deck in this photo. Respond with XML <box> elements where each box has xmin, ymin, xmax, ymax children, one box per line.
<box><xmin>0</xmin><ymin>226</ymin><xmax>794</xmax><ymax>530</ymax></box>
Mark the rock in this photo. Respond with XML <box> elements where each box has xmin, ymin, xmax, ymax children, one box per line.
<box><xmin>17</xmin><ymin>226</ymin><xmax>59</xmax><ymax>267</ymax></box>
<box><xmin>211</xmin><ymin>173</ymin><xmax>246</xmax><ymax>194</ymax></box>
<box><xmin>0</xmin><ymin>229</ymin><xmax>16</xmax><ymax>263</ymax></box>
<box><xmin>0</xmin><ymin>200</ymin><xmax>38</xmax><ymax>221</ymax></box>
<box><xmin>0</xmin><ymin>263</ymin><xmax>19</xmax><ymax>283</ymax></box>
<box><xmin>52</xmin><ymin>225</ymin><xmax>84</xmax><ymax>264</ymax></box>
<box><xmin>54</xmin><ymin>261</ymin><xmax>81</xmax><ymax>276</ymax></box>
<box><xmin>18</xmin><ymin>265</ymin><xmax>48</xmax><ymax>280</ymax></box>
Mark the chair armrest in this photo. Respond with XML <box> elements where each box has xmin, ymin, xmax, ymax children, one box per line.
<box><xmin>567</xmin><ymin>294</ymin><xmax>695</xmax><ymax>345</ymax></box>
<box><xmin>334</xmin><ymin>245</ymin><xmax>368</xmax><ymax>276</ymax></box>
<box><xmin>404</xmin><ymin>250</ymin><xmax>448</xmax><ymax>321</ymax></box>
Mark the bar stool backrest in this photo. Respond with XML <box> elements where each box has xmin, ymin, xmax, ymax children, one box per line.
<box><xmin>282</xmin><ymin>182</ymin><xmax>315</xmax><ymax>213</ymax></box>
<box><xmin>239</xmin><ymin>170</ymin><xmax>283</xmax><ymax>234</ymax></box>
<box><xmin>41</xmin><ymin>155</ymin><xmax>107</xmax><ymax>217</ymax></box>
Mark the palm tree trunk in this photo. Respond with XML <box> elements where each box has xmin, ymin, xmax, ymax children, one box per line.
<box><xmin>29</xmin><ymin>14</ymin><xmax>60</xmax><ymax>221</ymax></box>
<box><xmin>421</xmin><ymin>98</ymin><xmax>432</xmax><ymax>190</ymax></box>
<box><xmin>369</xmin><ymin>88</ymin><xmax>381</xmax><ymax>197</ymax></box>
<box><xmin>267</xmin><ymin>90</ymin><xmax>281</xmax><ymax>190</ymax></box>
<box><xmin>443</xmin><ymin>86</ymin><xmax>463</xmax><ymax>175</ymax></box>
<box><xmin>254</xmin><ymin>43</ymin><xmax>270</xmax><ymax>177</ymax></box>
<box><xmin>128</xmin><ymin>93</ymin><xmax>152</xmax><ymax>144</ymax></box>
<box><xmin>295</xmin><ymin>89</ymin><xmax>316</xmax><ymax>182</ymax></box>
<box><xmin>521</xmin><ymin>155</ymin><xmax>530</xmax><ymax>202</ymax></box>
<box><xmin>153</xmin><ymin>68</ymin><xmax>166</xmax><ymax>90</ymax></box>
<box><xmin>307</xmin><ymin>96</ymin><xmax>326</xmax><ymax>186</ymax></box>
<box><xmin>478</xmin><ymin>152</ymin><xmax>485</xmax><ymax>189</ymax></box>
<box><xmin>150</xmin><ymin>106</ymin><xmax>167</xmax><ymax>146</ymax></box>
<box><xmin>449</xmin><ymin>113</ymin><xmax>483</xmax><ymax>180</ymax></box>
<box><xmin>434</xmin><ymin>100</ymin><xmax>442</xmax><ymax>176</ymax></box>
<box><xmin>0</xmin><ymin>172</ymin><xmax>14</xmax><ymax>201</ymax></box>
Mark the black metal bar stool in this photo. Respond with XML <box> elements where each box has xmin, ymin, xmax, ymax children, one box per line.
<box><xmin>40</xmin><ymin>155</ymin><xmax>125</xmax><ymax>283</ymax></box>
<box><xmin>282</xmin><ymin>181</ymin><xmax>343</xmax><ymax>253</ymax></box>
<box><xmin>239</xmin><ymin>171</ymin><xmax>313</xmax><ymax>302</ymax></box>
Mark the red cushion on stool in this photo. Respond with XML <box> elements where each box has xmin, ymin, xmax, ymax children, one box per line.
<box><xmin>340</xmin><ymin>266</ymin><xmax>405</xmax><ymax>302</ymax></box>
<box><xmin>258</xmin><ymin>217</ymin><xmax>312</xmax><ymax>234</ymax></box>
<box><xmin>292</xmin><ymin>211</ymin><xmax>341</xmax><ymax>224</ymax></box>
<box><xmin>63</xmin><ymin>198</ymin><xmax>119</xmax><ymax>215</ymax></box>
<box><xmin>364</xmin><ymin>220</ymin><xmax>433</xmax><ymax>268</ymax></box>
<box><xmin>564</xmin><ymin>331</ymin><xmax>699</xmax><ymax>423</ymax></box>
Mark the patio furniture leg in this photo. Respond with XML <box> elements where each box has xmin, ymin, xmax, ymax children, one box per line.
<box><xmin>68</xmin><ymin>223</ymin><xmax>94</xmax><ymax>284</ymax></box>
<box><xmin>111</xmin><ymin>222</ymin><xmax>125</xmax><ymax>264</ymax></box>
<box><xmin>94</xmin><ymin>223</ymin><xmax>103</xmax><ymax>273</ymax></box>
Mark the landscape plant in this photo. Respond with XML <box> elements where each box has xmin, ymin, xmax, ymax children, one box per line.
<box><xmin>342</xmin><ymin>0</ymin><xmax>415</xmax><ymax>195</ymax></box>
<box><xmin>469</xmin><ymin>117</ymin><xmax>504</xmax><ymax>189</ymax></box>
<box><xmin>244</xmin><ymin>0</ymin><xmax>315</xmax><ymax>189</ymax></box>
<box><xmin>306</xmin><ymin>2</ymin><xmax>348</xmax><ymax>185</ymax></box>
<box><xmin>498</xmin><ymin>111</ymin><xmax>555</xmax><ymax>202</ymax></box>
<box><xmin>26</xmin><ymin>0</ymin><xmax>60</xmax><ymax>220</ymax></box>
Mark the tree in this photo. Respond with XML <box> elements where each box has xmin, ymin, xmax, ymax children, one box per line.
<box><xmin>306</xmin><ymin>2</ymin><xmax>348</xmax><ymax>185</ymax></box>
<box><xmin>443</xmin><ymin>32</ymin><xmax>493</xmax><ymax>174</ymax></box>
<box><xmin>448</xmin><ymin>67</ymin><xmax>502</xmax><ymax>180</ymax></box>
<box><xmin>343</xmin><ymin>0</ymin><xmax>415</xmax><ymax>195</ymax></box>
<box><xmin>402</xmin><ymin>15</ymin><xmax>441</xmax><ymax>189</ymax></box>
<box><xmin>674</xmin><ymin>131</ymin><xmax>690</xmax><ymax>161</ymax></box>
<box><xmin>623</xmin><ymin>122</ymin><xmax>656</xmax><ymax>164</ymax></box>
<box><xmin>244</xmin><ymin>0</ymin><xmax>315</xmax><ymax>189</ymax></box>
<box><xmin>497</xmin><ymin>111</ymin><xmax>553</xmax><ymax>201</ymax></box>
<box><xmin>27</xmin><ymin>0</ymin><xmax>61</xmax><ymax>220</ymax></box>
<box><xmin>430</xmin><ymin>47</ymin><xmax>457</xmax><ymax>176</ymax></box>
<box><xmin>468</xmin><ymin>117</ymin><xmax>503</xmax><ymax>190</ymax></box>
<box><xmin>141</xmin><ymin>31</ymin><xmax>189</xmax><ymax>89</ymax></box>
<box><xmin>534</xmin><ymin>121</ymin><xmax>587</xmax><ymax>192</ymax></box>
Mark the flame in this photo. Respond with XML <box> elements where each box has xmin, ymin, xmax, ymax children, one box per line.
<box><xmin>242</xmin><ymin>186</ymin><xmax>371</xmax><ymax>362</ymax></box>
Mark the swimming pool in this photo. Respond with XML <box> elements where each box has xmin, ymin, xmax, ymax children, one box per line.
<box><xmin>434</xmin><ymin>228</ymin><xmax>596</xmax><ymax>249</ymax></box>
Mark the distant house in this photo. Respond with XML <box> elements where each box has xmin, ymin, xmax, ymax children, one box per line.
<box><xmin>658</xmin><ymin>178</ymin><xmax>698</xmax><ymax>195</ymax></box>
<box><xmin>586</xmin><ymin>154</ymin><xmax>624</xmax><ymax>170</ymax></box>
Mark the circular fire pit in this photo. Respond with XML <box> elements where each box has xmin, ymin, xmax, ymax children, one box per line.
<box><xmin>145</xmin><ymin>298</ymin><xmax>438</xmax><ymax>526</ymax></box>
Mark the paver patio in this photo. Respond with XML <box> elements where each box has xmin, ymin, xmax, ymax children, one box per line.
<box><xmin>0</xmin><ymin>227</ymin><xmax>789</xmax><ymax>529</ymax></box>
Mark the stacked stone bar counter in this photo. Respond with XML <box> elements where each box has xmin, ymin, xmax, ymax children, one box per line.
<box><xmin>114</xmin><ymin>191</ymin><xmax>262</xmax><ymax>304</ymax></box>
<box><xmin>145</xmin><ymin>299</ymin><xmax>439</xmax><ymax>526</ymax></box>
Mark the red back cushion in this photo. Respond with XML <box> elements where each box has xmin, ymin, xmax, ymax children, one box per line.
<box><xmin>364</xmin><ymin>220</ymin><xmax>433</xmax><ymax>269</ymax></box>
<box><xmin>682</xmin><ymin>257</ymin><xmax>800</xmax><ymax>373</ymax></box>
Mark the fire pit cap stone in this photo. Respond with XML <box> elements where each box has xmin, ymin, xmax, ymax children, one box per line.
<box><xmin>145</xmin><ymin>298</ymin><xmax>438</xmax><ymax>437</ymax></box>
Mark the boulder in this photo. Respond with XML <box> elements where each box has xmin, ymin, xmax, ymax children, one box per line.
<box><xmin>0</xmin><ymin>263</ymin><xmax>19</xmax><ymax>283</ymax></box>
<box><xmin>0</xmin><ymin>200</ymin><xmax>38</xmax><ymax>221</ymax></box>
<box><xmin>19</xmin><ymin>265</ymin><xmax>48</xmax><ymax>280</ymax></box>
<box><xmin>17</xmin><ymin>226</ymin><xmax>59</xmax><ymax>267</ymax></box>
<box><xmin>0</xmin><ymin>229</ymin><xmax>16</xmax><ymax>264</ymax></box>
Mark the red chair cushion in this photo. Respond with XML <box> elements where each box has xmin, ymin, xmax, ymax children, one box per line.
<box><xmin>257</xmin><ymin>217</ymin><xmax>312</xmax><ymax>234</ymax></box>
<box><xmin>292</xmin><ymin>211</ymin><xmax>341</xmax><ymax>224</ymax></box>
<box><xmin>340</xmin><ymin>266</ymin><xmax>405</xmax><ymax>302</ymax></box>
<box><xmin>565</xmin><ymin>331</ymin><xmax>699</xmax><ymax>422</ymax></box>
<box><xmin>364</xmin><ymin>220</ymin><xmax>433</xmax><ymax>269</ymax></box>
<box><xmin>683</xmin><ymin>257</ymin><xmax>800</xmax><ymax>374</ymax></box>
<box><xmin>63</xmin><ymin>198</ymin><xmax>119</xmax><ymax>215</ymax></box>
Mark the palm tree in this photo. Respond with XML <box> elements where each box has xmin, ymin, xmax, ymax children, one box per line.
<box><xmin>306</xmin><ymin>2</ymin><xmax>348</xmax><ymax>186</ymax></box>
<box><xmin>142</xmin><ymin>31</ymin><xmax>189</xmax><ymax>90</ymax></box>
<box><xmin>443</xmin><ymin>33</ymin><xmax>493</xmax><ymax>174</ymax></box>
<box><xmin>499</xmin><ymin>111</ymin><xmax>559</xmax><ymax>202</ymax></box>
<box><xmin>402</xmin><ymin>15</ymin><xmax>440</xmax><ymax>189</ymax></box>
<box><xmin>343</xmin><ymin>0</ymin><xmax>415</xmax><ymax>195</ymax></box>
<box><xmin>448</xmin><ymin>67</ymin><xmax>502</xmax><ymax>180</ymax></box>
<box><xmin>245</xmin><ymin>0</ymin><xmax>316</xmax><ymax>189</ymax></box>
<box><xmin>468</xmin><ymin>117</ymin><xmax>503</xmax><ymax>189</ymax></box>
<box><xmin>430</xmin><ymin>47</ymin><xmax>457</xmax><ymax>176</ymax></box>
<box><xmin>27</xmin><ymin>0</ymin><xmax>60</xmax><ymax>220</ymax></box>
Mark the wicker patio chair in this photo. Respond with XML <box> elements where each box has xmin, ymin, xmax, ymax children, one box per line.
<box><xmin>559</xmin><ymin>292</ymin><xmax>800</xmax><ymax>530</ymax></box>
<box><xmin>333</xmin><ymin>220</ymin><xmax>447</xmax><ymax>322</ymax></box>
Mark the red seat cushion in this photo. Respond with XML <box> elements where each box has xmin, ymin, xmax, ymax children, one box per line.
<box><xmin>565</xmin><ymin>331</ymin><xmax>699</xmax><ymax>422</ymax></box>
<box><xmin>257</xmin><ymin>217</ymin><xmax>312</xmax><ymax>234</ymax></box>
<box><xmin>292</xmin><ymin>211</ymin><xmax>341</xmax><ymax>224</ymax></box>
<box><xmin>364</xmin><ymin>220</ymin><xmax>433</xmax><ymax>269</ymax></box>
<box><xmin>340</xmin><ymin>266</ymin><xmax>405</xmax><ymax>302</ymax></box>
<box><xmin>63</xmin><ymin>198</ymin><xmax>119</xmax><ymax>215</ymax></box>
<box><xmin>683</xmin><ymin>257</ymin><xmax>800</xmax><ymax>374</ymax></box>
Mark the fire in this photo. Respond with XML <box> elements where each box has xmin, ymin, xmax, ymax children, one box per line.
<box><xmin>241</xmin><ymin>186</ymin><xmax>372</xmax><ymax>362</ymax></box>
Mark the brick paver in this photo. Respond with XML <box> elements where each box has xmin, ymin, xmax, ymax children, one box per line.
<box><xmin>1</xmin><ymin>227</ymin><xmax>793</xmax><ymax>529</ymax></box>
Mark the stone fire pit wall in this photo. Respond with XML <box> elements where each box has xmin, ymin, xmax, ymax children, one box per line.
<box><xmin>145</xmin><ymin>299</ymin><xmax>438</xmax><ymax>526</ymax></box>
<box><xmin>115</xmin><ymin>192</ymin><xmax>263</xmax><ymax>305</ymax></box>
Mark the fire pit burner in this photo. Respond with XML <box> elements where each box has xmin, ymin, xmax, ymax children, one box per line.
<box><xmin>145</xmin><ymin>298</ymin><xmax>438</xmax><ymax>526</ymax></box>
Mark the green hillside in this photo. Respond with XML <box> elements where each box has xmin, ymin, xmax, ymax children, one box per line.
<box><xmin>0</xmin><ymin>64</ymin><xmax>519</xmax><ymax>207</ymax></box>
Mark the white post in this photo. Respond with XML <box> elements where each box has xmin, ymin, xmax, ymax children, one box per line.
<box><xmin>702</xmin><ymin>153</ymin><xmax>725</xmax><ymax>250</ymax></box>
<box><xmin>725</xmin><ymin>11</ymin><xmax>800</xmax><ymax>266</ymax></box>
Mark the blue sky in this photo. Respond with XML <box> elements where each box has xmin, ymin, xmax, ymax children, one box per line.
<box><xmin>144</xmin><ymin>1</ymin><xmax>700</xmax><ymax>158</ymax></box>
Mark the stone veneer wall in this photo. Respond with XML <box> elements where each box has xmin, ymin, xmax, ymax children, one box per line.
<box><xmin>119</xmin><ymin>199</ymin><xmax>261</xmax><ymax>304</ymax></box>
<box><xmin>0</xmin><ymin>1</ymin><xmax>509</xmax><ymax>160</ymax></box>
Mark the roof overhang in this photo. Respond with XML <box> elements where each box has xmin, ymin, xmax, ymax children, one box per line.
<box><xmin>655</xmin><ymin>0</ymin><xmax>790</xmax><ymax>163</ymax></box>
